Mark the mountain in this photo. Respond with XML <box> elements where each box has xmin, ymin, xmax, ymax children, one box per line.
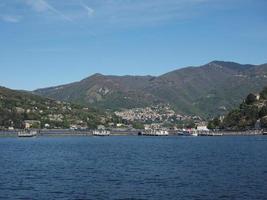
<box><xmin>0</xmin><ymin>86</ymin><xmax>105</xmax><ymax>129</ymax></box>
<box><xmin>34</xmin><ymin>61</ymin><xmax>267</xmax><ymax>118</ymax></box>
<box><xmin>35</xmin><ymin>74</ymin><xmax>158</xmax><ymax>109</ymax></box>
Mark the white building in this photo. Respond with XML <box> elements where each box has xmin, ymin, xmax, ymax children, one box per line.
<box><xmin>197</xmin><ymin>125</ymin><xmax>209</xmax><ymax>131</ymax></box>
<box><xmin>97</xmin><ymin>125</ymin><xmax>106</xmax><ymax>130</ymax></box>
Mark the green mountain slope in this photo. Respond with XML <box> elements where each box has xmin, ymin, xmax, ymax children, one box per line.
<box><xmin>149</xmin><ymin>61</ymin><xmax>267</xmax><ymax>116</ymax></box>
<box><xmin>34</xmin><ymin>61</ymin><xmax>267</xmax><ymax>118</ymax></box>
<box><xmin>209</xmin><ymin>86</ymin><xmax>267</xmax><ymax>130</ymax></box>
<box><xmin>0</xmin><ymin>86</ymin><xmax>104</xmax><ymax>129</ymax></box>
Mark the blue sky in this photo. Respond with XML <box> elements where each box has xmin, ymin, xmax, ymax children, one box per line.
<box><xmin>0</xmin><ymin>0</ymin><xmax>266</xmax><ymax>90</ymax></box>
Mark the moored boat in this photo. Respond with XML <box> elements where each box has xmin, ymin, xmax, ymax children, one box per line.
<box><xmin>140</xmin><ymin>129</ymin><xmax>169</xmax><ymax>136</ymax></box>
<box><xmin>177</xmin><ymin>130</ymin><xmax>191</xmax><ymax>136</ymax></box>
<box><xmin>198</xmin><ymin>132</ymin><xmax>223</xmax><ymax>136</ymax></box>
<box><xmin>212</xmin><ymin>132</ymin><xmax>223</xmax><ymax>136</ymax></box>
<box><xmin>92</xmin><ymin>130</ymin><xmax>110</xmax><ymax>136</ymax></box>
<box><xmin>177</xmin><ymin>129</ymin><xmax>198</xmax><ymax>136</ymax></box>
<box><xmin>18</xmin><ymin>130</ymin><xmax>38</xmax><ymax>137</ymax></box>
<box><xmin>191</xmin><ymin>132</ymin><xmax>198</xmax><ymax>136</ymax></box>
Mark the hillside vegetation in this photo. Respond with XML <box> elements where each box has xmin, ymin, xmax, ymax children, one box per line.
<box><xmin>0</xmin><ymin>87</ymin><xmax>105</xmax><ymax>129</ymax></box>
<box><xmin>209</xmin><ymin>87</ymin><xmax>267</xmax><ymax>130</ymax></box>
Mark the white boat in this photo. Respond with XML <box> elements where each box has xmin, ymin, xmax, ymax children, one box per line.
<box><xmin>198</xmin><ymin>132</ymin><xmax>223</xmax><ymax>136</ymax></box>
<box><xmin>18</xmin><ymin>130</ymin><xmax>38</xmax><ymax>137</ymax></box>
<box><xmin>178</xmin><ymin>129</ymin><xmax>198</xmax><ymax>136</ymax></box>
<box><xmin>211</xmin><ymin>132</ymin><xmax>223</xmax><ymax>136</ymax></box>
<box><xmin>191</xmin><ymin>132</ymin><xmax>198</xmax><ymax>136</ymax></box>
<box><xmin>141</xmin><ymin>129</ymin><xmax>169</xmax><ymax>136</ymax></box>
<box><xmin>92</xmin><ymin>130</ymin><xmax>110</xmax><ymax>136</ymax></box>
<box><xmin>177</xmin><ymin>130</ymin><xmax>191</xmax><ymax>136</ymax></box>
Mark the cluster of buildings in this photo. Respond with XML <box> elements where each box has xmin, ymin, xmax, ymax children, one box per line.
<box><xmin>114</xmin><ymin>105</ymin><xmax>201</xmax><ymax>124</ymax></box>
<box><xmin>2</xmin><ymin>101</ymin><xmax>209</xmax><ymax>131</ymax></box>
<box><xmin>143</xmin><ymin>122</ymin><xmax>209</xmax><ymax>131</ymax></box>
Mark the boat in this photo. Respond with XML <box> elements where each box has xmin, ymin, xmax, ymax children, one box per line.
<box><xmin>92</xmin><ymin>130</ymin><xmax>110</xmax><ymax>136</ymax></box>
<box><xmin>177</xmin><ymin>129</ymin><xmax>198</xmax><ymax>136</ymax></box>
<box><xmin>198</xmin><ymin>132</ymin><xmax>223</xmax><ymax>136</ymax></box>
<box><xmin>177</xmin><ymin>130</ymin><xmax>191</xmax><ymax>136</ymax></box>
<box><xmin>191</xmin><ymin>131</ymin><xmax>198</xmax><ymax>136</ymax></box>
<box><xmin>18</xmin><ymin>130</ymin><xmax>38</xmax><ymax>137</ymax></box>
<box><xmin>140</xmin><ymin>129</ymin><xmax>169</xmax><ymax>136</ymax></box>
<box><xmin>212</xmin><ymin>132</ymin><xmax>223</xmax><ymax>136</ymax></box>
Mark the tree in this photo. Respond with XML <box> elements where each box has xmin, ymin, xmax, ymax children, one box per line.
<box><xmin>260</xmin><ymin>87</ymin><xmax>267</xmax><ymax>100</ymax></box>
<box><xmin>186</xmin><ymin>121</ymin><xmax>196</xmax><ymax>129</ymax></box>
<box><xmin>245</xmin><ymin>93</ymin><xmax>257</xmax><ymax>105</ymax></box>
<box><xmin>207</xmin><ymin>121</ymin><xmax>215</xmax><ymax>130</ymax></box>
<box><xmin>87</xmin><ymin>121</ymin><xmax>97</xmax><ymax>129</ymax></box>
<box><xmin>223</xmin><ymin>109</ymin><xmax>241</xmax><ymax>129</ymax></box>
<box><xmin>260</xmin><ymin>116</ymin><xmax>267</xmax><ymax>128</ymax></box>
<box><xmin>31</xmin><ymin>122</ymin><xmax>41</xmax><ymax>129</ymax></box>
<box><xmin>243</xmin><ymin>105</ymin><xmax>259</xmax><ymax>123</ymax></box>
<box><xmin>62</xmin><ymin>119</ymin><xmax>70</xmax><ymax>129</ymax></box>
<box><xmin>213</xmin><ymin>117</ymin><xmax>221</xmax><ymax>127</ymax></box>
<box><xmin>208</xmin><ymin>117</ymin><xmax>221</xmax><ymax>129</ymax></box>
<box><xmin>132</xmin><ymin>122</ymin><xmax>144</xmax><ymax>129</ymax></box>
<box><xmin>259</xmin><ymin>106</ymin><xmax>267</xmax><ymax>118</ymax></box>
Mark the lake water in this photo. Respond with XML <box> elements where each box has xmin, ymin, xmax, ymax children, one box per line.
<box><xmin>0</xmin><ymin>136</ymin><xmax>267</xmax><ymax>200</ymax></box>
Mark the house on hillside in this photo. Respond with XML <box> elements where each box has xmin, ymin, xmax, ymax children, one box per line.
<box><xmin>24</xmin><ymin>120</ymin><xmax>41</xmax><ymax>129</ymax></box>
<box><xmin>255</xmin><ymin>119</ymin><xmax>261</xmax><ymax>130</ymax></box>
<box><xmin>197</xmin><ymin>125</ymin><xmax>209</xmax><ymax>131</ymax></box>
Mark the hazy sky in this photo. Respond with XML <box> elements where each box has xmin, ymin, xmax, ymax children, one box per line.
<box><xmin>0</xmin><ymin>0</ymin><xmax>266</xmax><ymax>90</ymax></box>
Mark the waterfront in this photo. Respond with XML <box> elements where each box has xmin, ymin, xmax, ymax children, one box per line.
<box><xmin>0</xmin><ymin>136</ymin><xmax>267</xmax><ymax>200</ymax></box>
<box><xmin>0</xmin><ymin>129</ymin><xmax>265</xmax><ymax>137</ymax></box>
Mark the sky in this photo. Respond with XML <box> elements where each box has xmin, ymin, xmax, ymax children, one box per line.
<box><xmin>0</xmin><ymin>0</ymin><xmax>267</xmax><ymax>90</ymax></box>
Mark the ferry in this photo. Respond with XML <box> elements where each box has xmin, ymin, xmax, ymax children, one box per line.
<box><xmin>18</xmin><ymin>130</ymin><xmax>38</xmax><ymax>137</ymax></box>
<box><xmin>140</xmin><ymin>129</ymin><xmax>169</xmax><ymax>136</ymax></box>
<box><xmin>92</xmin><ymin>130</ymin><xmax>110</xmax><ymax>136</ymax></box>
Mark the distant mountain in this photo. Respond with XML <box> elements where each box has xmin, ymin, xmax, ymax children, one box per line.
<box><xmin>0</xmin><ymin>86</ymin><xmax>104</xmax><ymax>129</ymax></box>
<box><xmin>34</xmin><ymin>61</ymin><xmax>267</xmax><ymax>118</ymax></box>
<box><xmin>35</xmin><ymin>74</ymin><xmax>158</xmax><ymax>109</ymax></box>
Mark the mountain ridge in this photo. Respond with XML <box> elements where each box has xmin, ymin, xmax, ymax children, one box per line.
<box><xmin>34</xmin><ymin>61</ymin><xmax>267</xmax><ymax>118</ymax></box>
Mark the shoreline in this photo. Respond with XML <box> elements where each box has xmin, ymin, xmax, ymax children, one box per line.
<box><xmin>0</xmin><ymin>129</ymin><xmax>265</xmax><ymax>137</ymax></box>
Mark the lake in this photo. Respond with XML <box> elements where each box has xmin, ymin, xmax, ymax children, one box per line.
<box><xmin>0</xmin><ymin>136</ymin><xmax>267</xmax><ymax>200</ymax></box>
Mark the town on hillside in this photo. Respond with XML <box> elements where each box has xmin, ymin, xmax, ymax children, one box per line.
<box><xmin>1</xmin><ymin>86</ymin><xmax>267</xmax><ymax>135</ymax></box>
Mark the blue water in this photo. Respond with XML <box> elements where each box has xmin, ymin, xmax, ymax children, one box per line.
<box><xmin>0</xmin><ymin>136</ymin><xmax>267</xmax><ymax>200</ymax></box>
